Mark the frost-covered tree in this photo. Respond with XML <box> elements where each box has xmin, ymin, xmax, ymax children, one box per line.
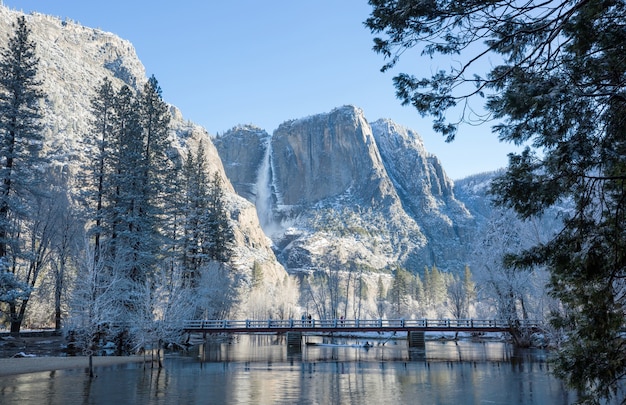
<box><xmin>388</xmin><ymin>266</ymin><xmax>412</xmax><ymax>317</ymax></box>
<box><xmin>0</xmin><ymin>16</ymin><xmax>48</xmax><ymax>334</ymax></box>
<box><xmin>138</xmin><ymin>75</ymin><xmax>171</xmax><ymax>189</ymax></box>
<box><xmin>273</xmin><ymin>275</ymin><xmax>300</xmax><ymax>320</ymax></box>
<box><xmin>135</xmin><ymin>75</ymin><xmax>171</xmax><ymax>270</ymax></box>
<box><xmin>109</xmin><ymin>84</ymin><xmax>150</xmax><ymax>286</ymax></box>
<box><xmin>246</xmin><ymin>273</ymin><xmax>300</xmax><ymax>320</ymax></box>
<box><xmin>422</xmin><ymin>265</ymin><xmax>448</xmax><ymax>316</ymax></box>
<box><xmin>367</xmin><ymin>2</ymin><xmax>626</xmax><ymax>399</ymax></box>
<box><xmin>447</xmin><ymin>266</ymin><xmax>475</xmax><ymax>321</ymax></box>
<box><xmin>376</xmin><ymin>275</ymin><xmax>386</xmax><ymax>318</ymax></box>
<box><xmin>96</xmin><ymin>79</ymin><xmax>170</xmax><ymax>300</ymax></box>
<box><xmin>49</xmin><ymin>194</ymin><xmax>78</xmax><ymax>331</ymax></box>
<box><xmin>180</xmin><ymin>142</ymin><xmax>213</xmax><ymax>286</ymax></box>
<box><xmin>68</xmin><ymin>237</ymin><xmax>129</xmax><ymax>376</ymax></box>
<box><xmin>83</xmin><ymin>77</ymin><xmax>116</xmax><ymax>264</ymax></box>
<box><xmin>77</xmin><ymin>76</ymin><xmax>174</xmax><ymax>344</ymax></box>
<box><xmin>471</xmin><ymin>208</ymin><xmax>553</xmax><ymax>348</ymax></box>
<box><xmin>349</xmin><ymin>262</ymin><xmax>368</xmax><ymax>320</ymax></box>
<box><xmin>205</xmin><ymin>172</ymin><xmax>234</xmax><ymax>263</ymax></box>
<box><xmin>196</xmin><ymin>261</ymin><xmax>239</xmax><ymax>319</ymax></box>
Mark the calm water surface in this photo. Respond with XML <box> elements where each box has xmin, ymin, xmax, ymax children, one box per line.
<box><xmin>0</xmin><ymin>335</ymin><xmax>579</xmax><ymax>404</ymax></box>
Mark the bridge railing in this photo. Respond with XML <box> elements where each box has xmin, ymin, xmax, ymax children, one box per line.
<box><xmin>182</xmin><ymin>318</ymin><xmax>542</xmax><ymax>330</ymax></box>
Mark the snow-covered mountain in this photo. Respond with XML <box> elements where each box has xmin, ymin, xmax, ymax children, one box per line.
<box><xmin>1</xmin><ymin>5</ymin><xmax>559</xmax><ymax>282</ymax></box>
<box><xmin>215</xmin><ymin>106</ymin><xmax>477</xmax><ymax>274</ymax></box>
<box><xmin>0</xmin><ymin>6</ymin><xmax>287</xmax><ymax>284</ymax></box>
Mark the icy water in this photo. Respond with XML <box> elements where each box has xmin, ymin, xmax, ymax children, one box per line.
<box><xmin>0</xmin><ymin>335</ymin><xmax>580</xmax><ymax>404</ymax></box>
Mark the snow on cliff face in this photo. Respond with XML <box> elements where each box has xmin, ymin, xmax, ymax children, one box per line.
<box><xmin>3</xmin><ymin>5</ymin><xmax>492</xmax><ymax>277</ymax></box>
<box><xmin>0</xmin><ymin>7</ymin><xmax>287</xmax><ymax>283</ymax></box>
<box><xmin>271</xmin><ymin>106</ymin><xmax>392</xmax><ymax>207</ymax></box>
<box><xmin>216</xmin><ymin>105</ymin><xmax>477</xmax><ymax>274</ymax></box>
<box><xmin>370</xmin><ymin>119</ymin><xmax>476</xmax><ymax>264</ymax></box>
<box><xmin>0</xmin><ymin>9</ymin><xmax>146</xmax><ymax>166</ymax></box>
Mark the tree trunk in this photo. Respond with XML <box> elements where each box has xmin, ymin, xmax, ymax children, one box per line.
<box><xmin>9</xmin><ymin>302</ymin><xmax>22</xmax><ymax>336</ymax></box>
<box><xmin>55</xmin><ymin>306</ymin><xmax>62</xmax><ymax>331</ymax></box>
<box><xmin>9</xmin><ymin>319</ymin><xmax>21</xmax><ymax>336</ymax></box>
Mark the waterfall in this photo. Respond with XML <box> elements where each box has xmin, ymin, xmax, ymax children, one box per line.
<box><xmin>255</xmin><ymin>137</ymin><xmax>275</xmax><ymax>234</ymax></box>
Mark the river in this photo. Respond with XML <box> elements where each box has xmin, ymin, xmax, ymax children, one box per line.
<box><xmin>0</xmin><ymin>334</ymin><xmax>581</xmax><ymax>404</ymax></box>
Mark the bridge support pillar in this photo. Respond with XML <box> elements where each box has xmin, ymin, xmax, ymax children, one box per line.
<box><xmin>286</xmin><ymin>332</ymin><xmax>303</xmax><ymax>347</ymax></box>
<box><xmin>408</xmin><ymin>331</ymin><xmax>425</xmax><ymax>349</ymax></box>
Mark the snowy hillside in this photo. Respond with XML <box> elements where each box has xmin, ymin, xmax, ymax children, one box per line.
<box><xmin>0</xmin><ymin>6</ymin><xmax>288</xmax><ymax>286</ymax></box>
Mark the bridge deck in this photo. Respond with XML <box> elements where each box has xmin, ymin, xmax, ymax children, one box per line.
<box><xmin>182</xmin><ymin>319</ymin><xmax>541</xmax><ymax>334</ymax></box>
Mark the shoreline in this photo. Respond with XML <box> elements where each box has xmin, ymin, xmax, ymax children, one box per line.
<box><xmin>0</xmin><ymin>355</ymin><xmax>154</xmax><ymax>377</ymax></box>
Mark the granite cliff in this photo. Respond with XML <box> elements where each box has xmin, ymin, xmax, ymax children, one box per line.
<box><xmin>216</xmin><ymin>106</ymin><xmax>475</xmax><ymax>274</ymax></box>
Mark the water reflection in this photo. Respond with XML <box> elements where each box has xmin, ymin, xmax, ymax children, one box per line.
<box><xmin>0</xmin><ymin>335</ymin><xmax>582</xmax><ymax>405</ymax></box>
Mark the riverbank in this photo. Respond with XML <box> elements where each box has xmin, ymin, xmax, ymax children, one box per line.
<box><xmin>0</xmin><ymin>334</ymin><xmax>154</xmax><ymax>377</ymax></box>
<box><xmin>0</xmin><ymin>355</ymin><xmax>152</xmax><ymax>377</ymax></box>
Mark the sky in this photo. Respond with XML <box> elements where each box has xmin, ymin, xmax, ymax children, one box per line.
<box><xmin>3</xmin><ymin>1</ymin><xmax>517</xmax><ymax>180</ymax></box>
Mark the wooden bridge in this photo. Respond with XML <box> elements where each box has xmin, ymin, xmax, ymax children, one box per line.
<box><xmin>183</xmin><ymin>318</ymin><xmax>542</xmax><ymax>347</ymax></box>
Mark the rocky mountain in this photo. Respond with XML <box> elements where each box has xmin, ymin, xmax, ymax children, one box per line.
<box><xmin>215</xmin><ymin>106</ymin><xmax>476</xmax><ymax>274</ymax></box>
<box><xmin>1</xmin><ymin>6</ymin><xmax>526</xmax><ymax>282</ymax></box>
<box><xmin>0</xmin><ymin>7</ymin><xmax>287</xmax><ymax>285</ymax></box>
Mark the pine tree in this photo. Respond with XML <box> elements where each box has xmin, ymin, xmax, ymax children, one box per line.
<box><xmin>77</xmin><ymin>76</ymin><xmax>174</xmax><ymax>348</ymax></box>
<box><xmin>411</xmin><ymin>273</ymin><xmax>424</xmax><ymax>308</ymax></box>
<box><xmin>422</xmin><ymin>266</ymin><xmax>431</xmax><ymax>306</ymax></box>
<box><xmin>138</xmin><ymin>75</ymin><xmax>171</xmax><ymax>216</ymax></box>
<box><xmin>388</xmin><ymin>266</ymin><xmax>411</xmax><ymax>317</ymax></box>
<box><xmin>110</xmin><ymin>84</ymin><xmax>147</xmax><ymax>285</ymax></box>
<box><xmin>206</xmin><ymin>172</ymin><xmax>233</xmax><ymax>263</ymax></box>
<box><xmin>0</xmin><ymin>16</ymin><xmax>47</xmax><ymax>334</ymax></box>
<box><xmin>251</xmin><ymin>260</ymin><xmax>264</xmax><ymax>289</ymax></box>
<box><xmin>134</xmin><ymin>75</ymin><xmax>171</xmax><ymax>282</ymax></box>
<box><xmin>84</xmin><ymin>77</ymin><xmax>116</xmax><ymax>264</ymax></box>
<box><xmin>462</xmin><ymin>265</ymin><xmax>475</xmax><ymax>316</ymax></box>
<box><xmin>376</xmin><ymin>275</ymin><xmax>385</xmax><ymax>318</ymax></box>
<box><xmin>181</xmin><ymin>142</ymin><xmax>211</xmax><ymax>287</ymax></box>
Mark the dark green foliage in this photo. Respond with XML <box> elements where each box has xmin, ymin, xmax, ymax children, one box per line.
<box><xmin>0</xmin><ymin>16</ymin><xmax>47</xmax><ymax>334</ymax></box>
<box><xmin>367</xmin><ymin>1</ymin><xmax>626</xmax><ymax>401</ymax></box>
<box><xmin>388</xmin><ymin>266</ymin><xmax>412</xmax><ymax>316</ymax></box>
<box><xmin>82</xmin><ymin>75</ymin><xmax>173</xmax><ymax>317</ymax></box>
<box><xmin>206</xmin><ymin>172</ymin><xmax>234</xmax><ymax>263</ymax></box>
<box><xmin>85</xmin><ymin>77</ymin><xmax>116</xmax><ymax>262</ymax></box>
<box><xmin>180</xmin><ymin>143</ymin><xmax>234</xmax><ymax>287</ymax></box>
<box><xmin>0</xmin><ymin>15</ymin><xmax>46</xmax><ymax>259</ymax></box>
<box><xmin>251</xmin><ymin>260</ymin><xmax>264</xmax><ymax>289</ymax></box>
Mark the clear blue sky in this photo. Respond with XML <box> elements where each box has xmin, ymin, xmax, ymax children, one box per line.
<box><xmin>4</xmin><ymin>0</ymin><xmax>515</xmax><ymax>180</ymax></box>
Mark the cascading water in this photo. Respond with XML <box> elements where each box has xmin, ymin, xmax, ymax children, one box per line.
<box><xmin>255</xmin><ymin>137</ymin><xmax>275</xmax><ymax>235</ymax></box>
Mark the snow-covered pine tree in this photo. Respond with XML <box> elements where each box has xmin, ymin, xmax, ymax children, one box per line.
<box><xmin>206</xmin><ymin>172</ymin><xmax>233</xmax><ymax>263</ymax></box>
<box><xmin>0</xmin><ymin>16</ymin><xmax>48</xmax><ymax>334</ymax></box>
<box><xmin>109</xmin><ymin>84</ymin><xmax>147</xmax><ymax>289</ymax></box>
<box><xmin>78</xmin><ymin>76</ymin><xmax>175</xmax><ymax>347</ymax></box>
<box><xmin>181</xmin><ymin>142</ymin><xmax>212</xmax><ymax>287</ymax></box>
<box><xmin>139</xmin><ymin>76</ymin><xmax>171</xmax><ymax>190</ymax></box>
<box><xmin>137</xmin><ymin>75</ymin><xmax>171</xmax><ymax>261</ymax></box>
<box><xmin>84</xmin><ymin>77</ymin><xmax>116</xmax><ymax>264</ymax></box>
